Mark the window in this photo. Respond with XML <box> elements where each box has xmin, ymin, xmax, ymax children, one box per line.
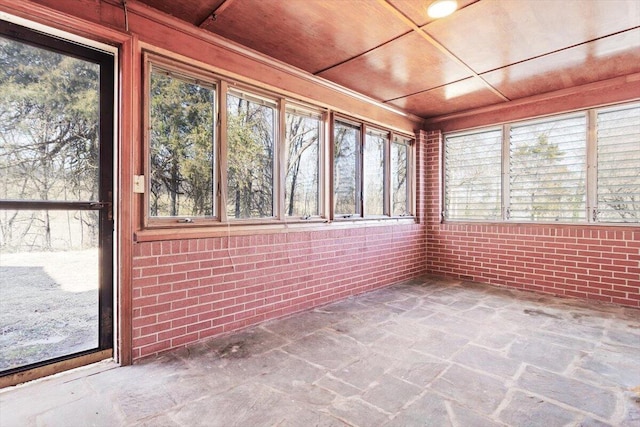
<box><xmin>363</xmin><ymin>129</ymin><xmax>387</xmax><ymax>216</ymax></box>
<box><xmin>285</xmin><ymin>107</ymin><xmax>321</xmax><ymax>217</ymax></box>
<box><xmin>226</xmin><ymin>91</ymin><xmax>276</xmax><ymax>219</ymax></box>
<box><xmin>596</xmin><ymin>104</ymin><xmax>640</xmax><ymax>223</ymax></box>
<box><xmin>509</xmin><ymin>114</ymin><xmax>586</xmax><ymax>222</ymax></box>
<box><xmin>391</xmin><ymin>136</ymin><xmax>411</xmax><ymax>216</ymax></box>
<box><xmin>333</xmin><ymin>116</ymin><xmax>414</xmax><ymax>219</ymax></box>
<box><xmin>149</xmin><ymin>67</ymin><xmax>216</xmax><ymax>218</ymax></box>
<box><xmin>444</xmin><ymin>101</ymin><xmax>640</xmax><ymax>224</ymax></box>
<box><xmin>144</xmin><ymin>54</ymin><xmax>414</xmax><ymax>228</ymax></box>
<box><xmin>334</xmin><ymin>120</ymin><xmax>359</xmax><ymax>216</ymax></box>
<box><xmin>444</xmin><ymin>129</ymin><xmax>501</xmax><ymax>220</ymax></box>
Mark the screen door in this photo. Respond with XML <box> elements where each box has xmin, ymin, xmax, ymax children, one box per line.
<box><xmin>0</xmin><ymin>20</ymin><xmax>114</xmax><ymax>377</ymax></box>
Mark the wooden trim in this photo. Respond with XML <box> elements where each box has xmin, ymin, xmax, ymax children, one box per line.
<box><xmin>321</xmin><ymin>111</ymin><xmax>330</xmax><ymax>220</ymax></box>
<box><xmin>218</xmin><ymin>80</ymin><xmax>230</xmax><ymax>223</ymax></box>
<box><xmin>425</xmin><ymin>73</ymin><xmax>640</xmax><ymax>133</ymax></box>
<box><xmin>0</xmin><ymin>350</ymin><xmax>113</xmax><ymax>388</ymax></box>
<box><xmin>134</xmin><ymin>216</ymin><xmax>418</xmax><ymax>242</ymax></box>
<box><xmin>0</xmin><ymin>0</ymin><xmax>134</xmax><ymax>368</ymax></box>
<box><xmin>198</xmin><ymin>0</ymin><xmax>237</xmax><ymax>28</ymax></box>
<box><xmin>141</xmin><ymin>52</ymin><xmax>152</xmax><ymax>229</ymax></box>
<box><xmin>277</xmin><ymin>98</ymin><xmax>286</xmax><ymax>221</ymax></box>
<box><xmin>103</xmin><ymin>0</ymin><xmax>424</xmax><ymax>129</ymax></box>
<box><xmin>0</xmin><ymin>1</ymin><xmax>123</xmax><ymax>46</ymax></box>
<box><xmin>118</xmin><ymin>34</ymin><xmax>139</xmax><ymax>367</ymax></box>
<box><xmin>135</xmin><ymin>42</ymin><xmax>421</xmax><ymax>136</ymax></box>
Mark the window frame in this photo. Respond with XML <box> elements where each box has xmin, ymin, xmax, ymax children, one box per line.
<box><xmin>283</xmin><ymin>102</ymin><xmax>326</xmax><ymax>220</ymax></box>
<box><xmin>143</xmin><ymin>52</ymin><xmax>222</xmax><ymax>228</ymax></box>
<box><xmin>224</xmin><ymin>86</ymin><xmax>279</xmax><ymax>222</ymax></box>
<box><xmin>142</xmin><ymin>53</ymin><xmax>415</xmax><ymax>231</ymax></box>
<box><xmin>331</xmin><ymin>113</ymin><xmax>415</xmax><ymax>221</ymax></box>
<box><xmin>443</xmin><ymin>126</ymin><xmax>503</xmax><ymax>221</ymax></box>
<box><xmin>442</xmin><ymin>101</ymin><xmax>640</xmax><ymax>225</ymax></box>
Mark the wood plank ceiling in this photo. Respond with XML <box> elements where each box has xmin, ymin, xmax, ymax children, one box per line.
<box><xmin>136</xmin><ymin>0</ymin><xmax>640</xmax><ymax>120</ymax></box>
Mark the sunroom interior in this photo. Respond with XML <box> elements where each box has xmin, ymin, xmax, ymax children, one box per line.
<box><xmin>0</xmin><ymin>0</ymin><xmax>639</xmax><ymax>425</ymax></box>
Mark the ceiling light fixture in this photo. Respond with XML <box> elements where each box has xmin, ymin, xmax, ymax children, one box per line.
<box><xmin>427</xmin><ymin>0</ymin><xmax>458</xmax><ymax>19</ymax></box>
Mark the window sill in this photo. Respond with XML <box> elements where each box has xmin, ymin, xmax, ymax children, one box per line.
<box><xmin>442</xmin><ymin>219</ymin><xmax>639</xmax><ymax>228</ymax></box>
<box><xmin>135</xmin><ymin>216</ymin><xmax>417</xmax><ymax>242</ymax></box>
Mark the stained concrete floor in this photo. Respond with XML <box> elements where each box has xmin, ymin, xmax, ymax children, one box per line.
<box><xmin>1</xmin><ymin>276</ymin><xmax>639</xmax><ymax>427</ymax></box>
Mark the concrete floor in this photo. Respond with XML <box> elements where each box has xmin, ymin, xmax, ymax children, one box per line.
<box><xmin>1</xmin><ymin>276</ymin><xmax>639</xmax><ymax>426</ymax></box>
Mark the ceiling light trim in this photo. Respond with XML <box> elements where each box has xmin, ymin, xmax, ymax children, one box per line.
<box><xmin>427</xmin><ymin>0</ymin><xmax>458</xmax><ymax>19</ymax></box>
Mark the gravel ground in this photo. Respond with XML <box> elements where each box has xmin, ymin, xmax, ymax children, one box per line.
<box><xmin>0</xmin><ymin>249</ymin><xmax>99</xmax><ymax>371</ymax></box>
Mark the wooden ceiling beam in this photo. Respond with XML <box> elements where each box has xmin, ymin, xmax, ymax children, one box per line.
<box><xmin>376</xmin><ymin>0</ymin><xmax>510</xmax><ymax>102</ymax></box>
<box><xmin>198</xmin><ymin>0</ymin><xmax>237</xmax><ymax>28</ymax></box>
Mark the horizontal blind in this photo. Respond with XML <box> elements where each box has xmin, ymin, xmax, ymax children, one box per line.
<box><xmin>596</xmin><ymin>103</ymin><xmax>640</xmax><ymax>223</ymax></box>
<box><xmin>509</xmin><ymin>114</ymin><xmax>586</xmax><ymax>222</ymax></box>
<box><xmin>444</xmin><ymin>129</ymin><xmax>502</xmax><ymax>220</ymax></box>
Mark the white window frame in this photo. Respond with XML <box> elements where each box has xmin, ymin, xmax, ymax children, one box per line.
<box><xmin>443</xmin><ymin>101</ymin><xmax>640</xmax><ymax>225</ymax></box>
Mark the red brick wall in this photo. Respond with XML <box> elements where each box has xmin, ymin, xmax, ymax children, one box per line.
<box><xmin>132</xmin><ymin>226</ymin><xmax>426</xmax><ymax>359</ymax></box>
<box><xmin>423</xmin><ymin>130</ymin><xmax>640</xmax><ymax>308</ymax></box>
<box><xmin>130</xmin><ymin>133</ymin><xmax>429</xmax><ymax>360</ymax></box>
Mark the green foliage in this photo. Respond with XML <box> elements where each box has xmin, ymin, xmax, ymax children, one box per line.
<box><xmin>0</xmin><ymin>37</ymin><xmax>101</xmax><ymax>250</ymax></box>
<box><xmin>149</xmin><ymin>72</ymin><xmax>214</xmax><ymax>216</ymax></box>
<box><xmin>226</xmin><ymin>95</ymin><xmax>274</xmax><ymax>218</ymax></box>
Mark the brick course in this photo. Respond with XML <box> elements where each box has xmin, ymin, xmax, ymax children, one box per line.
<box><xmin>422</xmin><ymin>130</ymin><xmax>640</xmax><ymax>309</ymax></box>
<box><xmin>132</xmin><ymin>226</ymin><xmax>427</xmax><ymax>359</ymax></box>
<box><xmin>130</xmin><ymin>129</ymin><xmax>637</xmax><ymax>360</ymax></box>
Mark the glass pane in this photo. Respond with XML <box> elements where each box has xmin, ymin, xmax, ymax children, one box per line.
<box><xmin>363</xmin><ymin>130</ymin><xmax>386</xmax><ymax>216</ymax></box>
<box><xmin>0</xmin><ymin>36</ymin><xmax>100</xmax><ymax>202</ymax></box>
<box><xmin>226</xmin><ymin>93</ymin><xmax>275</xmax><ymax>219</ymax></box>
<box><xmin>510</xmin><ymin>115</ymin><xmax>586</xmax><ymax>222</ymax></box>
<box><xmin>445</xmin><ymin>129</ymin><xmax>502</xmax><ymax>220</ymax></box>
<box><xmin>334</xmin><ymin>121</ymin><xmax>359</xmax><ymax>216</ymax></box>
<box><xmin>285</xmin><ymin>111</ymin><xmax>320</xmax><ymax>217</ymax></box>
<box><xmin>597</xmin><ymin>104</ymin><xmax>640</xmax><ymax>223</ymax></box>
<box><xmin>149</xmin><ymin>70</ymin><xmax>215</xmax><ymax>217</ymax></box>
<box><xmin>0</xmin><ymin>210</ymin><xmax>99</xmax><ymax>371</ymax></box>
<box><xmin>391</xmin><ymin>140</ymin><xmax>409</xmax><ymax>216</ymax></box>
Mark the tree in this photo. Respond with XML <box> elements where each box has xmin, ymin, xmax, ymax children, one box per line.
<box><xmin>149</xmin><ymin>73</ymin><xmax>214</xmax><ymax>217</ymax></box>
<box><xmin>285</xmin><ymin>113</ymin><xmax>318</xmax><ymax>217</ymax></box>
<box><xmin>333</xmin><ymin>124</ymin><xmax>357</xmax><ymax>214</ymax></box>
<box><xmin>226</xmin><ymin>95</ymin><xmax>274</xmax><ymax>218</ymax></box>
<box><xmin>510</xmin><ymin>132</ymin><xmax>583</xmax><ymax>221</ymax></box>
<box><xmin>0</xmin><ymin>37</ymin><xmax>100</xmax><ymax>251</ymax></box>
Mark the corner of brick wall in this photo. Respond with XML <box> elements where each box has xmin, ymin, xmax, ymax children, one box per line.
<box><xmin>130</xmin><ymin>129</ymin><xmax>430</xmax><ymax>359</ymax></box>
<box><xmin>423</xmin><ymin>129</ymin><xmax>640</xmax><ymax>309</ymax></box>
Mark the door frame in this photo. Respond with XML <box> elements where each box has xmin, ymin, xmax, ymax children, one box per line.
<box><xmin>0</xmin><ymin>10</ymin><xmax>128</xmax><ymax>388</ymax></box>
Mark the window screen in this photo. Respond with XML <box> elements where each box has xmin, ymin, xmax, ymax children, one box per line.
<box><xmin>596</xmin><ymin>104</ymin><xmax>640</xmax><ymax>223</ymax></box>
<box><xmin>444</xmin><ymin>129</ymin><xmax>502</xmax><ymax>220</ymax></box>
<box><xmin>509</xmin><ymin>115</ymin><xmax>586</xmax><ymax>222</ymax></box>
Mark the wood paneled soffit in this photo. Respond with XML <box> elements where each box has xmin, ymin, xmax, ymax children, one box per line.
<box><xmin>13</xmin><ymin>0</ymin><xmax>423</xmax><ymax>129</ymax></box>
<box><xmin>12</xmin><ymin>0</ymin><xmax>640</xmax><ymax>122</ymax></box>
<box><xmin>424</xmin><ymin>72</ymin><xmax>640</xmax><ymax>133</ymax></box>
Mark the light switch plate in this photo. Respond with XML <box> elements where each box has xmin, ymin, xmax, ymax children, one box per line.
<box><xmin>133</xmin><ymin>175</ymin><xmax>145</xmax><ymax>193</ymax></box>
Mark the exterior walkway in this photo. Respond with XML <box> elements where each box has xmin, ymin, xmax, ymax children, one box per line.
<box><xmin>1</xmin><ymin>276</ymin><xmax>639</xmax><ymax>426</ymax></box>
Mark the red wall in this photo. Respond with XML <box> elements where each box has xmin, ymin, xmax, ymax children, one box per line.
<box><xmin>423</xmin><ymin>130</ymin><xmax>640</xmax><ymax>308</ymax></box>
<box><xmin>132</xmin><ymin>226</ymin><xmax>427</xmax><ymax>359</ymax></box>
<box><xmin>130</xmin><ymin>135</ymin><xmax>430</xmax><ymax>360</ymax></box>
